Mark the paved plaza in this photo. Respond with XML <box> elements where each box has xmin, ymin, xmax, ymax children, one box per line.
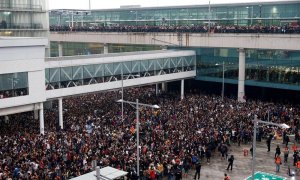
<box><xmin>184</xmin><ymin>140</ymin><xmax>297</xmax><ymax>180</ymax></box>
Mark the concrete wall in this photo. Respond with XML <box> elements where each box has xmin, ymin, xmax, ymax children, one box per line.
<box><xmin>0</xmin><ymin>37</ymin><xmax>48</xmax><ymax>110</ymax></box>
<box><xmin>50</xmin><ymin>32</ymin><xmax>300</xmax><ymax>51</ymax></box>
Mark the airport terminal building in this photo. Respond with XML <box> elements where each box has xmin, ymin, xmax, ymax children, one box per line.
<box><xmin>48</xmin><ymin>0</ymin><xmax>300</xmax><ymax>95</ymax></box>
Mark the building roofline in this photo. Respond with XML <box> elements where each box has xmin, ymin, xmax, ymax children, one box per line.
<box><xmin>50</xmin><ymin>0</ymin><xmax>300</xmax><ymax>12</ymax></box>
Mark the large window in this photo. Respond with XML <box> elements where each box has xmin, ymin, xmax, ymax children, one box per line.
<box><xmin>49</xmin><ymin>2</ymin><xmax>300</xmax><ymax>27</ymax></box>
<box><xmin>0</xmin><ymin>72</ymin><xmax>28</xmax><ymax>99</ymax></box>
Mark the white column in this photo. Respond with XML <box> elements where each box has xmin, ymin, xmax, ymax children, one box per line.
<box><xmin>39</xmin><ymin>102</ymin><xmax>45</xmax><ymax>135</ymax></box>
<box><xmin>181</xmin><ymin>79</ymin><xmax>184</xmax><ymax>100</ymax></box>
<box><xmin>4</xmin><ymin>116</ymin><xmax>9</xmax><ymax>123</ymax></box>
<box><xmin>103</xmin><ymin>44</ymin><xmax>108</xmax><ymax>54</ymax></box>
<box><xmin>162</xmin><ymin>82</ymin><xmax>167</xmax><ymax>92</ymax></box>
<box><xmin>155</xmin><ymin>84</ymin><xmax>159</xmax><ymax>96</ymax></box>
<box><xmin>34</xmin><ymin>110</ymin><xmax>39</xmax><ymax>120</ymax></box>
<box><xmin>238</xmin><ymin>48</ymin><xmax>246</xmax><ymax>102</ymax></box>
<box><xmin>58</xmin><ymin>98</ymin><xmax>63</xmax><ymax>129</ymax></box>
<box><xmin>58</xmin><ymin>42</ymin><xmax>63</xmax><ymax>57</ymax></box>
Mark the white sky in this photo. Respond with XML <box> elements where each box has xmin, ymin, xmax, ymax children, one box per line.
<box><xmin>49</xmin><ymin>0</ymin><xmax>284</xmax><ymax>10</ymax></box>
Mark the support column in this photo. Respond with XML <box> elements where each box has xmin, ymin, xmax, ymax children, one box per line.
<box><xmin>155</xmin><ymin>84</ymin><xmax>159</xmax><ymax>96</ymax></box>
<box><xmin>181</xmin><ymin>79</ymin><xmax>184</xmax><ymax>100</ymax></box>
<box><xmin>162</xmin><ymin>82</ymin><xmax>167</xmax><ymax>92</ymax></box>
<box><xmin>103</xmin><ymin>44</ymin><xmax>108</xmax><ymax>54</ymax></box>
<box><xmin>238</xmin><ymin>48</ymin><xmax>246</xmax><ymax>102</ymax></box>
<box><xmin>34</xmin><ymin>110</ymin><xmax>39</xmax><ymax>120</ymax></box>
<box><xmin>58</xmin><ymin>98</ymin><xmax>63</xmax><ymax>129</ymax></box>
<box><xmin>39</xmin><ymin>102</ymin><xmax>45</xmax><ymax>135</ymax></box>
<box><xmin>58</xmin><ymin>42</ymin><xmax>63</xmax><ymax>57</ymax></box>
<box><xmin>4</xmin><ymin>116</ymin><xmax>9</xmax><ymax>123</ymax></box>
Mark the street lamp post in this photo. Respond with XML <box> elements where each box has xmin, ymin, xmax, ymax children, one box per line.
<box><xmin>251</xmin><ymin>115</ymin><xmax>290</xmax><ymax>180</ymax></box>
<box><xmin>222</xmin><ymin>61</ymin><xmax>225</xmax><ymax>101</ymax></box>
<box><xmin>121</xmin><ymin>69</ymin><xmax>124</xmax><ymax>122</ymax></box>
<box><xmin>117</xmin><ymin>99</ymin><xmax>159</xmax><ymax>179</ymax></box>
<box><xmin>120</xmin><ymin>71</ymin><xmax>140</xmax><ymax>122</ymax></box>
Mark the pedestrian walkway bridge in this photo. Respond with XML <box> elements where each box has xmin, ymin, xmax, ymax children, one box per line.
<box><xmin>45</xmin><ymin>50</ymin><xmax>196</xmax><ymax>99</ymax></box>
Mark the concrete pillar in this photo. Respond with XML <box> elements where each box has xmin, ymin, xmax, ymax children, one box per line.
<box><xmin>181</xmin><ymin>79</ymin><xmax>184</xmax><ymax>100</ymax></box>
<box><xmin>103</xmin><ymin>44</ymin><xmax>108</xmax><ymax>54</ymax></box>
<box><xmin>39</xmin><ymin>102</ymin><xmax>45</xmax><ymax>135</ymax></box>
<box><xmin>238</xmin><ymin>48</ymin><xmax>246</xmax><ymax>102</ymax></box>
<box><xmin>155</xmin><ymin>84</ymin><xmax>159</xmax><ymax>96</ymax></box>
<box><xmin>162</xmin><ymin>82</ymin><xmax>167</xmax><ymax>92</ymax></box>
<box><xmin>58</xmin><ymin>98</ymin><xmax>63</xmax><ymax>129</ymax></box>
<box><xmin>4</xmin><ymin>116</ymin><xmax>9</xmax><ymax>123</ymax></box>
<box><xmin>34</xmin><ymin>110</ymin><xmax>39</xmax><ymax>120</ymax></box>
<box><xmin>58</xmin><ymin>42</ymin><xmax>63</xmax><ymax>57</ymax></box>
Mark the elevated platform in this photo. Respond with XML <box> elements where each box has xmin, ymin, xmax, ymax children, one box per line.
<box><xmin>45</xmin><ymin>50</ymin><xmax>196</xmax><ymax>99</ymax></box>
<box><xmin>50</xmin><ymin>32</ymin><xmax>300</xmax><ymax>51</ymax></box>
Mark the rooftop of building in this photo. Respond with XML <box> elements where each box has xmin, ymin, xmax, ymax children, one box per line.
<box><xmin>50</xmin><ymin>0</ymin><xmax>300</xmax><ymax>12</ymax></box>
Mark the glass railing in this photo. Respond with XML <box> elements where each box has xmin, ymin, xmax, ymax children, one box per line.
<box><xmin>0</xmin><ymin>3</ymin><xmax>42</xmax><ymax>11</ymax></box>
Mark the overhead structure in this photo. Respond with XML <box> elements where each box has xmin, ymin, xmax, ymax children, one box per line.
<box><xmin>70</xmin><ymin>166</ymin><xmax>128</xmax><ymax>180</ymax></box>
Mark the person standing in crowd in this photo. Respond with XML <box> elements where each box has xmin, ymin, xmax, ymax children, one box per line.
<box><xmin>206</xmin><ymin>148</ymin><xmax>211</xmax><ymax>164</ymax></box>
<box><xmin>296</xmin><ymin>159</ymin><xmax>300</xmax><ymax>175</ymax></box>
<box><xmin>226</xmin><ymin>155</ymin><xmax>234</xmax><ymax>171</ymax></box>
<box><xmin>275</xmin><ymin>156</ymin><xmax>282</xmax><ymax>172</ymax></box>
<box><xmin>194</xmin><ymin>161</ymin><xmax>201</xmax><ymax>180</ymax></box>
<box><xmin>224</xmin><ymin>173</ymin><xmax>230</xmax><ymax>180</ymax></box>
<box><xmin>275</xmin><ymin>145</ymin><xmax>281</xmax><ymax>158</ymax></box>
<box><xmin>293</xmin><ymin>151</ymin><xmax>299</xmax><ymax>166</ymax></box>
<box><xmin>284</xmin><ymin>146</ymin><xmax>289</xmax><ymax>163</ymax></box>
<box><xmin>266</xmin><ymin>135</ymin><xmax>272</xmax><ymax>152</ymax></box>
<box><xmin>174</xmin><ymin>165</ymin><xmax>182</xmax><ymax>180</ymax></box>
<box><xmin>285</xmin><ymin>135</ymin><xmax>290</xmax><ymax>147</ymax></box>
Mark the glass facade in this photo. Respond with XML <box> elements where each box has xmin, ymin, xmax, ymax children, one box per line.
<box><xmin>193</xmin><ymin>48</ymin><xmax>300</xmax><ymax>90</ymax></box>
<box><xmin>45</xmin><ymin>55</ymin><xmax>196</xmax><ymax>90</ymax></box>
<box><xmin>0</xmin><ymin>0</ymin><xmax>49</xmax><ymax>37</ymax></box>
<box><xmin>0</xmin><ymin>72</ymin><xmax>28</xmax><ymax>99</ymax></box>
<box><xmin>50</xmin><ymin>42</ymin><xmax>161</xmax><ymax>57</ymax></box>
<box><xmin>49</xmin><ymin>1</ymin><xmax>300</xmax><ymax>27</ymax></box>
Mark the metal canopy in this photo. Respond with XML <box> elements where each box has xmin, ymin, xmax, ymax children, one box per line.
<box><xmin>71</xmin><ymin>166</ymin><xmax>128</xmax><ymax>180</ymax></box>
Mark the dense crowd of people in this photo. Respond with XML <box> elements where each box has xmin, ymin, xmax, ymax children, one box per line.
<box><xmin>0</xmin><ymin>87</ymin><xmax>299</xmax><ymax>180</ymax></box>
<box><xmin>50</xmin><ymin>24</ymin><xmax>300</xmax><ymax>34</ymax></box>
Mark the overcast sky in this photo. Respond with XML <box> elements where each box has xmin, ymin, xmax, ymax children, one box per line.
<box><xmin>49</xmin><ymin>0</ymin><xmax>283</xmax><ymax>10</ymax></box>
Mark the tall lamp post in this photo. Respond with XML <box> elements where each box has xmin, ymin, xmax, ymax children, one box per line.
<box><xmin>120</xmin><ymin>69</ymin><xmax>140</xmax><ymax>122</ymax></box>
<box><xmin>222</xmin><ymin>61</ymin><xmax>225</xmax><ymax>101</ymax></box>
<box><xmin>117</xmin><ymin>99</ymin><xmax>160</xmax><ymax>179</ymax></box>
<box><xmin>251</xmin><ymin>115</ymin><xmax>290</xmax><ymax>180</ymax></box>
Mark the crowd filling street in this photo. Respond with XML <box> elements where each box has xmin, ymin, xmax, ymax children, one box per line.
<box><xmin>0</xmin><ymin>87</ymin><xmax>300</xmax><ymax>180</ymax></box>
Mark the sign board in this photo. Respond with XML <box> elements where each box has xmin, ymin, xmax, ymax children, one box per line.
<box><xmin>245</xmin><ymin>171</ymin><xmax>287</xmax><ymax>180</ymax></box>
